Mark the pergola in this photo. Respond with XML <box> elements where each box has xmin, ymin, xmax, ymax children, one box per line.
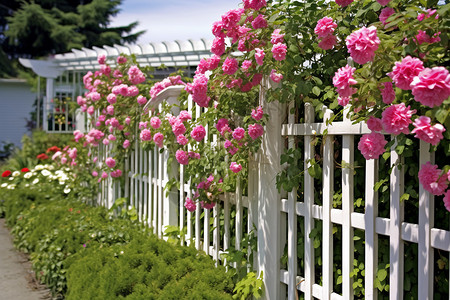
<box><xmin>19</xmin><ymin>39</ymin><xmax>213</xmax><ymax>132</ymax></box>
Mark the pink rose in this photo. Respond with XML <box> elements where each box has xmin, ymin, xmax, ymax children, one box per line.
<box><xmin>87</xmin><ymin>105</ymin><xmax>95</xmax><ymax>116</ymax></box>
<box><xmin>367</xmin><ymin>116</ymin><xmax>383</xmax><ymax>132</ymax></box>
<box><xmin>212</xmin><ymin>21</ymin><xmax>225</xmax><ymax>38</ymax></box>
<box><xmin>184</xmin><ymin>198</ymin><xmax>196</xmax><ymax>212</ymax></box>
<box><xmin>105</xmin><ymin>157</ymin><xmax>116</xmax><ymax>168</ymax></box>
<box><xmin>381</xmin><ymin>103</ymin><xmax>416</xmax><ymax>135</ymax></box>
<box><xmin>211</xmin><ymin>37</ymin><xmax>226</xmax><ymax>56</ymax></box>
<box><xmin>97</xmin><ymin>54</ymin><xmax>106</xmax><ymax>64</ymax></box>
<box><xmin>137</xmin><ymin>95</ymin><xmax>147</xmax><ymax>106</ymax></box>
<box><xmin>111</xmin><ymin>169</ymin><xmax>122</xmax><ymax>178</ymax></box>
<box><xmin>177</xmin><ymin>135</ymin><xmax>189</xmax><ymax>145</ymax></box>
<box><xmin>411</xmin><ymin>116</ymin><xmax>446</xmax><ymax>146</ymax></box>
<box><xmin>333</xmin><ymin>65</ymin><xmax>357</xmax><ymax>97</ymax></box>
<box><xmin>221</xmin><ymin>9</ymin><xmax>243</xmax><ymax>30</ymax></box>
<box><xmin>178</xmin><ymin>111</ymin><xmax>192</xmax><ymax>122</ymax></box>
<box><xmin>270</xmin><ymin>69</ymin><xmax>283</xmax><ymax>83</ymax></box>
<box><xmin>232</xmin><ymin>127</ymin><xmax>246</xmax><ymax>141</ymax></box>
<box><xmin>208</xmin><ymin>55</ymin><xmax>221</xmax><ymax>70</ymax></box>
<box><xmin>185</xmin><ymin>74</ymin><xmax>210</xmax><ymax>107</ymax></box>
<box><xmin>243</xmin><ymin>0</ymin><xmax>266</xmax><ymax>10</ymax></box>
<box><xmin>248</xmin><ymin>123</ymin><xmax>264</xmax><ymax>140</ymax></box>
<box><xmin>172</xmin><ymin>120</ymin><xmax>186</xmax><ymax>136</ymax></box>
<box><xmin>222</xmin><ymin>57</ymin><xmax>239</xmax><ymax>75</ymax></box>
<box><xmin>379</xmin><ymin>7</ymin><xmax>395</xmax><ymax>25</ymax></box>
<box><xmin>358</xmin><ymin>132</ymin><xmax>387</xmax><ymax>160</ymax></box>
<box><xmin>117</xmin><ymin>56</ymin><xmax>127</xmax><ymax>64</ymax></box>
<box><xmin>241</xmin><ymin>60</ymin><xmax>252</xmax><ymax>72</ymax></box>
<box><xmin>252</xmin><ymin>14</ymin><xmax>267</xmax><ymax>29</ymax></box>
<box><xmin>318</xmin><ymin>34</ymin><xmax>337</xmax><ymax>50</ymax></box>
<box><xmin>271</xmin><ymin>29</ymin><xmax>284</xmax><ymax>44</ymax></box>
<box><xmin>230</xmin><ymin>162</ymin><xmax>242</xmax><ymax>173</ymax></box>
<box><xmin>388</xmin><ymin>56</ymin><xmax>424</xmax><ymax>90</ymax></box>
<box><xmin>191</xmin><ymin>125</ymin><xmax>206</xmax><ymax>142</ymax></box>
<box><xmin>140</xmin><ymin>129</ymin><xmax>152</xmax><ymax>141</ymax></box>
<box><xmin>175</xmin><ymin>150</ymin><xmax>189</xmax><ymax>165</ymax></box>
<box><xmin>314</xmin><ymin>17</ymin><xmax>337</xmax><ymax>38</ymax></box>
<box><xmin>411</xmin><ymin>67</ymin><xmax>450</xmax><ymax>108</ymax></box>
<box><xmin>150</xmin><ymin>116</ymin><xmax>162</xmax><ymax>129</ymax></box>
<box><xmin>216</xmin><ymin>118</ymin><xmax>229</xmax><ymax>133</ymax></box>
<box><xmin>153</xmin><ymin>133</ymin><xmax>164</xmax><ymax>148</ymax></box>
<box><xmin>101</xmin><ymin>171</ymin><xmax>108</xmax><ymax>179</ymax></box>
<box><xmin>418</xmin><ymin>162</ymin><xmax>447</xmax><ymax>196</ymax></box>
<box><xmin>338</xmin><ymin>96</ymin><xmax>350</xmax><ymax>107</ymax></box>
<box><xmin>443</xmin><ymin>190</ymin><xmax>450</xmax><ymax>212</ymax></box>
<box><xmin>380</xmin><ymin>81</ymin><xmax>395</xmax><ymax>104</ymax></box>
<box><xmin>335</xmin><ymin>0</ymin><xmax>354</xmax><ymax>7</ymax></box>
<box><xmin>255</xmin><ymin>48</ymin><xmax>265</xmax><ymax>66</ymax></box>
<box><xmin>272</xmin><ymin>43</ymin><xmax>287</xmax><ymax>61</ymax></box>
<box><xmin>376</xmin><ymin>0</ymin><xmax>391</xmax><ymax>6</ymax></box>
<box><xmin>123</xmin><ymin>140</ymin><xmax>130</xmax><ymax>149</ymax></box>
<box><xmin>92</xmin><ymin>171</ymin><xmax>98</xmax><ymax>177</ymax></box>
<box><xmin>201</xmin><ymin>201</ymin><xmax>216</xmax><ymax>210</ymax></box>
<box><xmin>346</xmin><ymin>26</ymin><xmax>380</xmax><ymax>65</ymax></box>
<box><xmin>251</xmin><ymin>106</ymin><xmax>264</xmax><ymax>121</ymax></box>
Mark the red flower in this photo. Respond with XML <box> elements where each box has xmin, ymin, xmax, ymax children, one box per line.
<box><xmin>21</xmin><ymin>168</ymin><xmax>30</xmax><ymax>173</ymax></box>
<box><xmin>46</xmin><ymin>146</ymin><xmax>61</xmax><ymax>153</ymax></box>
<box><xmin>36</xmin><ymin>153</ymin><xmax>49</xmax><ymax>160</ymax></box>
<box><xmin>2</xmin><ymin>170</ymin><xmax>11</xmax><ymax>177</ymax></box>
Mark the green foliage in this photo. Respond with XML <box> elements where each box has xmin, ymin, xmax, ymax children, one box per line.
<box><xmin>233</xmin><ymin>271</ymin><xmax>264</xmax><ymax>300</ymax></box>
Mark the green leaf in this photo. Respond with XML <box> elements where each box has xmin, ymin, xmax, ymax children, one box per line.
<box><xmin>377</xmin><ymin>269</ymin><xmax>387</xmax><ymax>281</ymax></box>
<box><xmin>312</xmin><ymin>86</ymin><xmax>321</xmax><ymax>96</ymax></box>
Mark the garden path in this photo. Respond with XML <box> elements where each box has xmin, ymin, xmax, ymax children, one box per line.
<box><xmin>0</xmin><ymin>219</ymin><xmax>51</xmax><ymax>300</ymax></box>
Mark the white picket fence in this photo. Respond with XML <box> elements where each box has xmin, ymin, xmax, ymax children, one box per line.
<box><xmin>95</xmin><ymin>83</ymin><xmax>449</xmax><ymax>300</ymax></box>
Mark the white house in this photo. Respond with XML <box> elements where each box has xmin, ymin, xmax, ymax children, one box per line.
<box><xmin>0</xmin><ymin>78</ymin><xmax>36</xmax><ymax>149</ymax></box>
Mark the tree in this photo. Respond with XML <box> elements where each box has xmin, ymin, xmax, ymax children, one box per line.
<box><xmin>0</xmin><ymin>0</ymin><xmax>145</xmax><ymax>77</ymax></box>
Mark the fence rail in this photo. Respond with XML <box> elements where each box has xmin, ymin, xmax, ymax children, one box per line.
<box><xmin>94</xmin><ymin>84</ymin><xmax>449</xmax><ymax>300</ymax></box>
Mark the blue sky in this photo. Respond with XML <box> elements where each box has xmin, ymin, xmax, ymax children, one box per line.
<box><xmin>111</xmin><ymin>0</ymin><xmax>242</xmax><ymax>44</ymax></box>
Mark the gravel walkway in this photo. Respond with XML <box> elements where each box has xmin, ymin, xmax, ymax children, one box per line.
<box><xmin>0</xmin><ymin>218</ymin><xmax>51</xmax><ymax>300</ymax></box>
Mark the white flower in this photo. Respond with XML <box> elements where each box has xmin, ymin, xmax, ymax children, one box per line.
<box><xmin>32</xmin><ymin>178</ymin><xmax>39</xmax><ymax>185</ymax></box>
<box><xmin>64</xmin><ymin>187</ymin><xmax>71</xmax><ymax>194</ymax></box>
<box><xmin>7</xmin><ymin>184</ymin><xmax>15</xmax><ymax>190</ymax></box>
<box><xmin>24</xmin><ymin>172</ymin><xmax>33</xmax><ymax>179</ymax></box>
<box><xmin>35</xmin><ymin>165</ymin><xmax>44</xmax><ymax>170</ymax></box>
<box><xmin>25</xmin><ymin>184</ymin><xmax>29</xmax><ymax>187</ymax></box>
<box><xmin>120</xmin><ymin>251</ymin><xmax>124</xmax><ymax>255</ymax></box>
<box><xmin>12</xmin><ymin>171</ymin><xmax>20</xmax><ymax>177</ymax></box>
<box><xmin>41</xmin><ymin>170</ymin><xmax>51</xmax><ymax>177</ymax></box>
<box><xmin>9</xmin><ymin>177</ymin><xmax>14</xmax><ymax>181</ymax></box>
<box><xmin>1</xmin><ymin>183</ymin><xmax>7</xmax><ymax>188</ymax></box>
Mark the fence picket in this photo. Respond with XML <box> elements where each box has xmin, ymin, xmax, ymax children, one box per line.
<box><xmin>304</xmin><ymin>103</ymin><xmax>315</xmax><ymax>300</ymax></box>
<box><xmin>389</xmin><ymin>138</ymin><xmax>404</xmax><ymax>299</ymax></box>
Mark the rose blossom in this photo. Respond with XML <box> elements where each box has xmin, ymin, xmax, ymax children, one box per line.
<box><xmin>379</xmin><ymin>7</ymin><xmax>395</xmax><ymax>26</ymax></box>
<box><xmin>248</xmin><ymin>123</ymin><xmax>264</xmax><ymax>140</ymax></box>
<box><xmin>216</xmin><ymin>118</ymin><xmax>229</xmax><ymax>133</ymax></box>
<box><xmin>418</xmin><ymin>162</ymin><xmax>447</xmax><ymax>196</ymax></box>
<box><xmin>177</xmin><ymin>135</ymin><xmax>189</xmax><ymax>145</ymax></box>
<box><xmin>241</xmin><ymin>60</ymin><xmax>252</xmax><ymax>72</ymax></box>
<box><xmin>172</xmin><ymin>120</ymin><xmax>186</xmax><ymax>136</ymax></box>
<box><xmin>184</xmin><ymin>197</ymin><xmax>196</xmax><ymax>212</ymax></box>
<box><xmin>376</xmin><ymin>0</ymin><xmax>391</xmax><ymax>6</ymax></box>
<box><xmin>201</xmin><ymin>201</ymin><xmax>216</xmax><ymax>209</ymax></box>
<box><xmin>411</xmin><ymin>67</ymin><xmax>450</xmax><ymax>108</ymax></box>
<box><xmin>272</xmin><ymin>43</ymin><xmax>287</xmax><ymax>61</ymax></box>
<box><xmin>232</xmin><ymin>127</ymin><xmax>246</xmax><ymax>141</ymax></box>
<box><xmin>255</xmin><ymin>48</ymin><xmax>265</xmax><ymax>66</ymax></box>
<box><xmin>270</xmin><ymin>69</ymin><xmax>283</xmax><ymax>83</ymax></box>
<box><xmin>252</xmin><ymin>14</ymin><xmax>267</xmax><ymax>29</ymax></box>
<box><xmin>271</xmin><ymin>29</ymin><xmax>284</xmax><ymax>44</ymax></box>
<box><xmin>318</xmin><ymin>34</ymin><xmax>337</xmax><ymax>50</ymax></box>
<box><xmin>388</xmin><ymin>56</ymin><xmax>424</xmax><ymax>90</ymax></box>
<box><xmin>367</xmin><ymin>116</ymin><xmax>383</xmax><ymax>132</ymax></box>
<box><xmin>380</xmin><ymin>81</ymin><xmax>395</xmax><ymax>104</ymax></box>
<box><xmin>411</xmin><ymin>116</ymin><xmax>446</xmax><ymax>146</ymax></box>
<box><xmin>230</xmin><ymin>162</ymin><xmax>242</xmax><ymax>173</ymax></box>
<box><xmin>97</xmin><ymin>54</ymin><xmax>106</xmax><ymax>64</ymax></box>
<box><xmin>314</xmin><ymin>17</ymin><xmax>337</xmax><ymax>38</ymax></box>
<box><xmin>335</xmin><ymin>0</ymin><xmax>354</xmax><ymax>7</ymax></box>
<box><xmin>358</xmin><ymin>132</ymin><xmax>387</xmax><ymax>160</ymax></box>
<box><xmin>140</xmin><ymin>129</ymin><xmax>152</xmax><ymax>141</ymax></box>
<box><xmin>137</xmin><ymin>95</ymin><xmax>147</xmax><ymax>106</ymax></box>
<box><xmin>381</xmin><ymin>103</ymin><xmax>416</xmax><ymax>135</ymax></box>
<box><xmin>123</xmin><ymin>140</ymin><xmax>130</xmax><ymax>149</ymax></box>
<box><xmin>178</xmin><ymin>111</ymin><xmax>192</xmax><ymax>122</ymax></box>
<box><xmin>191</xmin><ymin>125</ymin><xmax>206</xmax><ymax>142</ymax></box>
<box><xmin>346</xmin><ymin>26</ymin><xmax>380</xmax><ymax>65</ymax></box>
<box><xmin>222</xmin><ymin>57</ymin><xmax>239</xmax><ymax>75</ymax></box>
<box><xmin>338</xmin><ymin>96</ymin><xmax>350</xmax><ymax>106</ymax></box>
<box><xmin>251</xmin><ymin>106</ymin><xmax>264</xmax><ymax>121</ymax></box>
<box><xmin>175</xmin><ymin>150</ymin><xmax>189</xmax><ymax>165</ymax></box>
<box><xmin>333</xmin><ymin>65</ymin><xmax>357</xmax><ymax>97</ymax></box>
<box><xmin>443</xmin><ymin>190</ymin><xmax>450</xmax><ymax>212</ymax></box>
<box><xmin>105</xmin><ymin>157</ymin><xmax>116</xmax><ymax>168</ymax></box>
<box><xmin>150</xmin><ymin>116</ymin><xmax>162</xmax><ymax>129</ymax></box>
<box><xmin>211</xmin><ymin>37</ymin><xmax>226</xmax><ymax>56</ymax></box>
<box><xmin>153</xmin><ymin>133</ymin><xmax>164</xmax><ymax>148</ymax></box>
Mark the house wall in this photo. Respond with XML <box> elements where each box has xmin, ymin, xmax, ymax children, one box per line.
<box><xmin>0</xmin><ymin>79</ymin><xmax>36</xmax><ymax>148</ymax></box>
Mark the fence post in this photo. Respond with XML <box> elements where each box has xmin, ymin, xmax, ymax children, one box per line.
<box><xmin>257</xmin><ymin>79</ymin><xmax>285</xmax><ymax>300</ymax></box>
